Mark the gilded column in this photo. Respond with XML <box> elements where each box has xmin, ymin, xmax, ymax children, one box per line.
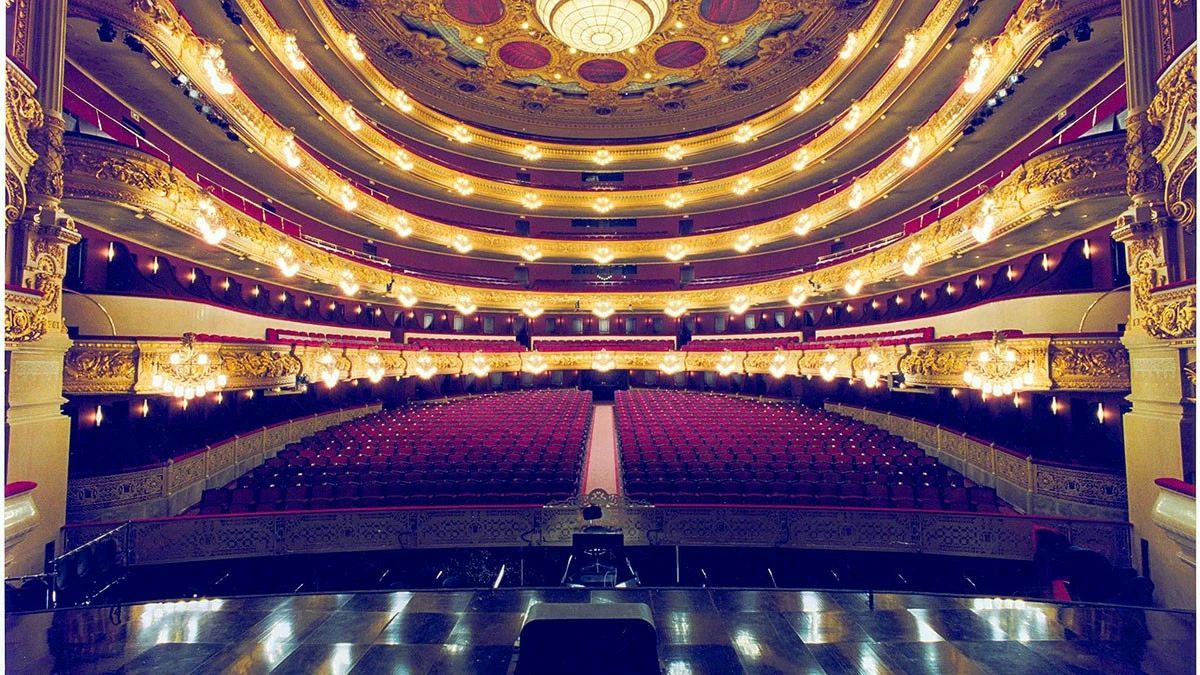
<box><xmin>1113</xmin><ymin>0</ymin><xmax>1197</xmax><ymax>610</ymax></box>
<box><xmin>4</xmin><ymin>0</ymin><xmax>77</xmax><ymax>578</ymax></box>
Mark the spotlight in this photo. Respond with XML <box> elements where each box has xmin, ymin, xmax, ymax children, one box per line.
<box><xmin>962</xmin><ymin>126</ymin><xmax>976</xmax><ymax>135</ymax></box>
<box><xmin>1073</xmin><ymin>18</ymin><xmax>1092</xmax><ymax>42</ymax></box>
<box><xmin>1048</xmin><ymin>32</ymin><xmax>1070</xmax><ymax>52</ymax></box>
<box><xmin>955</xmin><ymin>16</ymin><xmax>970</xmax><ymax>29</ymax></box>
<box><xmin>967</xmin><ymin>3</ymin><xmax>979</xmax><ymax>14</ymax></box>
<box><xmin>225</xmin><ymin>131</ymin><xmax>239</xmax><ymax>142</ymax></box>
<box><xmin>1009</xmin><ymin>73</ymin><xmax>1026</xmax><ymax>85</ymax></box>
<box><xmin>97</xmin><ymin>19</ymin><xmax>118</xmax><ymax>43</ymax></box>
<box><xmin>970</xmin><ymin>116</ymin><xmax>986</xmax><ymax>126</ymax></box>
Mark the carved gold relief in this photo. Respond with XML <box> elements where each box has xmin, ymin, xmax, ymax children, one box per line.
<box><xmin>1144</xmin><ymin>284</ymin><xmax>1197</xmax><ymax>341</ymax></box>
<box><xmin>4</xmin><ymin>287</ymin><xmax>45</xmax><ymax>343</ymax></box>
<box><xmin>63</xmin><ymin>343</ymin><xmax>138</xmax><ymax>393</ymax></box>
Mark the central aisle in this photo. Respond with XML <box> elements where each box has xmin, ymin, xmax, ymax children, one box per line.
<box><xmin>581</xmin><ymin>403</ymin><xmax>621</xmax><ymax>496</ymax></box>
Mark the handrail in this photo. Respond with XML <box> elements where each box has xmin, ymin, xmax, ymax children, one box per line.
<box><xmin>63</xmin><ymin>86</ymin><xmax>172</xmax><ymax>164</ymax></box>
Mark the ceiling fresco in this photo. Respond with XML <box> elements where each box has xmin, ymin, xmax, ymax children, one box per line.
<box><xmin>324</xmin><ymin>0</ymin><xmax>874</xmax><ymax>139</ymax></box>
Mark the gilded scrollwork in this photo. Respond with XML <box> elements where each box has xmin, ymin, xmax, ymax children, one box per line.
<box><xmin>4</xmin><ymin>287</ymin><xmax>45</xmax><ymax>343</ymax></box>
<box><xmin>1144</xmin><ymin>284</ymin><xmax>1197</xmax><ymax>341</ymax></box>
<box><xmin>63</xmin><ymin>344</ymin><xmax>138</xmax><ymax>394</ymax></box>
<box><xmin>1049</xmin><ymin>342</ymin><xmax>1132</xmax><ymax>390</ymax></box>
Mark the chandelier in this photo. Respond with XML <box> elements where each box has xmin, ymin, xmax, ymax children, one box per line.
<box><xmin>414</xmin><ymin>350</ymin><xmax>438</xmax><ymax>379</ymax></box>
<box><xmin>315</xmin><ymin>344</ymin><xmax>342</xmax><ymax>388</ymax></box>
<box><xmin>659</xmin><ymin>351</ymin><xmax>685</xmax><ymax>375</ymax></box>
<box><xmin>466</xmin><ymin>351</ymin><xmax>491</xmax><ymax>377</ymax></box>
<box><xmin>523</xmin><ymin>352</ymin><xmax>549</xmax><ymax>375</ymax></box>
<box><xmin>716</xmin><ymin>349</ymin><xmax>741</xmax><ymax>376</ymax></box>
<box><xmin>962</xmin><ymin>332</ymin><xmax>1036</xmax><ymax>395</ymax></box>
<box><xmin>363</xmin><ymin>348</ymin><xmax>386</xmax><ymax>383</ymax></box>
<box><xmin>592</xmin><ymin>349</ymin><xmax>616</xmax><ymax>372</ymax></box>
<box><xmin>819</xmin><ymin>349</ymin><xmax>839</xmax><ymax>382</ymax></box>
<box><xmin>769</xmin><ymin>349</ymin><xmax>789</xmax><ymax>379</ymax></box>
<box><xmin>859</xmin><ymin>346</ymin><xmax>884</xmax><ymax>388</ymax></box>
<box><xmin>535</xmin><ymin>0</ymin><xmax>668</xmax><ymax>54</ymax></box>
<box><xmin>150</xmin><ymin>333</ymin><xmax>227</xmax><ymax>399</ymax></box>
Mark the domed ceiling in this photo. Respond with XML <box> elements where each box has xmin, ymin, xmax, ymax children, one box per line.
<box><xmin>325</xmin><ymin>0</ymin><xmax>874</xmax><ymax>140</ymax></box>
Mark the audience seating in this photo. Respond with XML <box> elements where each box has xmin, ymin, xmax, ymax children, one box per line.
<box><xmin>795</xmin><ymin>327</ymin><xmax>935</xmax><ymax>350</ymax></box>
<box><xmin>266</xmin><ymin>329</ymin><xmax>398</xmax><ymax>350</ymax></box>
<box><xmin>683</xmin><ymin>337</ymin><xmax>801</xmax><ymax>351</ymax></box>
<box><xmin>405</xmin><ymin>337</ymin><xmax>525</xmax><ymax>352</ymax></box>
<box><xmin>196</xmin><ymin>390</ymin><xmax>591</xmax><ymax>513</ymax></box>
<box><xmin>534</xmin><ymin>338</ymin><xmax>676</xmax><ymax>352</ymax></box>
<box><xmin>616</xmin><ymin>390</ymin><xmax>1009</xmax><ymax>512</ymax></box>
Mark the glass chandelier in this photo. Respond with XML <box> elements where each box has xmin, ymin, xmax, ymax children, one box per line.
<box><xmin>963</xmin><ymin>332</ymin><xmax>1036</xmax><ymax>395</ymax></box>
<box><xmin>151</xmin><ymin>333</ymin><xmax>228</xmax><ymax>399</ymax></box>
<box><xmin>535</xmin><ymin>0</ymin><xmax>668</xmax><ymax>54</ymax></box>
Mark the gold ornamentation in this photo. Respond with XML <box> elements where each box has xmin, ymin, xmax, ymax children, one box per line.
<box><xmin>1144</xmin><ymin>284</ymin><xmax>1197</xmax><ymax>341</ymax></box>
<box><xmin>1049</xmin><ymin>341</ymin><xmax>1132</xmax><ymax>390</ymax></box>
<box><xmin>1124</xmin><ymin>110</ymin><xmax>1166</xmax><ymax>199</ymax></box>
<box><xmin>4</xmin><ymin>286</ymin><xmax>44</xmax><ymax>343</ymax></box>
<box><xmin>63</xmin><ymin>344</ymin><xmax>138</xmax><ymax>393</ymax></box>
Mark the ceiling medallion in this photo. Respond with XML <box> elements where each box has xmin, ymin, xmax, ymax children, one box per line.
<box><xmin>535</xmin><ymin>0</ymin><xmax>668</xmax><ymax>55</ymax></box>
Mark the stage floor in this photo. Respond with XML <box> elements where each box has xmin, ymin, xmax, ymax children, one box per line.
<box><xmin>6</xmin><ymin>588</ymin><xmax>1195</xmax><ymax>674</ymax></box>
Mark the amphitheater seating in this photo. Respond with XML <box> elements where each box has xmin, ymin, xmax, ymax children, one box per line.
<box><xmin>266</xmin><ymin>329</ymin><xmax>397</xmax><ymax>349</ymax></box>
<box><xmin>534</xmin><ymin>338</ymin><xmax>676</xmax><ymax>352</ymax></box>
<box><xmin>616</xmin><ymin>390</ymin><xmax>1007</xmax><ymax>512</ymax></box>
<box><xmin>683</xmin><ymin>337</ymin><xmax>801</xmax><ymax>351</ymax></box>
<box><xmin>405</xmin><ymin>337</ymin><xmax>525</xmax><ymax>352</ymax></box>
<box><xmin>195</xmin><ymin>390</ymin><xmax>591</xmax><ymax>513</ymax></box>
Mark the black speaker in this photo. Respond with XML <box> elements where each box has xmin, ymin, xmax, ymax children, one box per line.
<box><xmin>678</xmin><ymin>218</ymin><xmax>693</xmax><ymax>236</ymax></box>
<box><xmin>515</xmin><ymin>219</ymin><xmax>531</xmax><ymax>236</ymax></box>
<box><xmin>679</xmin><ymin>265</ymin><xmax>695</xmax><ymax>285</ymax></box>
<box><xmin>514</xmin><ymin>266</ymin><xmax>530</xmax><ymax>285</ymax></box>
<box><xmin>581</xmin><ymin>505</ymin><xmax>602</xmax><ymax>521</ymax></box>
<box><xmin>517</xmin><ymin>603</ymin><xmax>657</xmax><ymax>674</ymax></box>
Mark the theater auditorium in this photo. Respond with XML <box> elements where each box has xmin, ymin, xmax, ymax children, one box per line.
<box><xmin>3</xmin><ymin>0</ymin><xmax>1196</xmax><ymax>671</ymax></box>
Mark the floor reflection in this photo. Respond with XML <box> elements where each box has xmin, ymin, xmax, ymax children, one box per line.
<box><xmin>4</xmin><ymin>589</ymin><xmax>1194</xmax><ymax>674</ymax></box>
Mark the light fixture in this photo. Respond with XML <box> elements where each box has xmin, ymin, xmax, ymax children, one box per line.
<box><xmin>393</xmin><ymin>89</ymin><xmax>414</xmax><ymax>113</ymax></box>
<box><xmin>971</xmin><ymin>196</ymin><xmax>997</xmax><ymax>243</ymax></box>
<box><xmin>665</xmin><ymin>191</ymin><xmax>686</xmax><ymax>209</ymax></box>
<box><xmin>592</xmin><ymin>149</ymin><xmax>614</xmax><ymax>166</ymax></box>
<box><xmin>519</xmin><ymin>244</ymin><xmax>543</xmax><ymax>261</ymax></box>
<box><xmin>664</xmin><ymin>299</ymin><xmax>687</xmax><ymax>318</ymax></box>
<box><xmin>275</xmin><ymin>245</ymin><xmax>300</xmax><ymax>277</ymax></box>
<box><xmin>732</xmin><ymin>176</ymin><xmax>753</xmax><ymax>196</ymax></box>
<box><xmin>521</xmin><ymin>144</ymin><xmax>543</xmax><ymax>161</ymax></box>
<box><xmin>1042</xmin><ymin>254</ymin><xmax>1052</xmax><ymax>271</ymax></box>
<box><xmin>1096</xmin><ymin>403</ymin><xmax>1106</xmax><ymax>422</ymax></box>
<box><xmin>842</xmin><ymin>103</ymin><xmax>862</xmax><ymax>131</ymax></box>
<box><xmin>194</xmin><ymin>195</ymin><xmax>227</xmax><ymax>245</ymax></box>
<box><xmin>769</xmin><ymin>349</ymin><xmax>789</xmax><ymax>379</ymax></box>
<box><xmin>732</xmin><ymin>125</ymin><xmax>754</xmax><ymax>143</ymax></box>
<box><xmin>534</xmin><ymin>0</ymin><xmax>668</xmax><ymax>55</ymax></box>
<box><xmin>794</xmin><ymin>213</ymin><xmax>815</xmax><ymax>235</ymax></box>
<box><xmin>819</xmin><ymin>349</ymin><xmax>838</xmax><ymax>381</ymax></box>
<box><xmin>838</xmin><ymin>31</ymin><xmax>859</xmax><ymax>59</ymax></box>
<box><xmin>901</xmin><ymin>242</ymin><xmax>923</xmax><ymax>276</ymax></box>
<box><xmin>452</xmin><ymin>177</ymin><xmax>474</xmax><ymax>196</ymax></box>
<box><xmin>896</xmin><ymin>32</ymin><xmax>917</xmax><ymax>69</ymax></box>
<box><xmin>665</xmin><ymin>244</ymin><xmax>687</xmax><ymax>261</ymax></box>
<box><xmin>521</xmin><ymin>299</ymin><xmax>545</xmax><ymax>318</ymax></box>
<box><xmin>592</xmin><ymin>299</ymin><xmax>616</xmax><ymax>318</ymax></box>
<box><xmin>282</xmin><ymin>33</ymin><xmax>306</xmax><ymax>70</ymax></box>
<box><xmin>592</xmin><ymin>197</ymin><xmax>615</xmax><ymax>214</ymax></box>
<box><xmin>337</xmin><ymin>181</ymin><xmax>358</xmax><ymax>211</ymax></box>
<box><xmin>787</xmin><ymin>285</ymin><xmax>807</xmax><ymax>306</ymax></box>
<box><xmin>962</xmin><ymin>331</ymin><xmax>1036</xmax><ymax>395</ymax></box>
<box><xmin>150</xmin><ymin>333</ymin><xmax>228</xmax><ymax>399</ymax></box>
<box><xmin>341</xmin><ymin>103</ymin><xmax>363</xmax><ymax>131</ymax></box>
<box><xmin>392</xmin><ymin>214</ymin><xmax>413</xmax><ymax>237</ymax></box>
<box><xmin>414</xmin><ymin>350</ymin><xmax>438</xmax><ymax>379</ymax></box>
<box><xmin>859</xmin><ymin>346</ymin><xmax>883</xmax><ymax>388</ymax></box>
<box><xmin>200</xmin><ymin>43</ymin><xmax>234</xmax><ymax>96</ymax></box>
<box><xmin>659</xmin><ymin>351</ymin><xmax>685</xmax><ymax>375</ymax></box>
<box><xmin>338</xmin><ymin>270</ymin><xmax>359</xmax><ymax>296</ymax></box>
<box><xmin>592</xmin><ymin>349</ymin><xmax>616</xmax><ymax>372</ymax></box>
<box><xmin>963</xmin><ymin>42</ymin><xmax>993</xmax><ymax>94</ymax></box>
<box><xmin>844</xmin><ymin>269</ymin><xmax>864</xmax><ymax>295</ymax></box>
<box><xmin>449</xmin><ymin>124</ymin><xmax>473</xmax><ymax>143</ymax></box>
<box><xmin>451</xmin><ymin>234</ymin><xmax>473</xmax><ymax>253</ymax></box>
<box><xmin>454</xmin><ymin>295</ymin><xmax>477</xmax><ymax>315</ymax></box>
<box><xmin>466</xmin><ymin>350</ymin><xmax>491</xmax><ymax>377</ymax></box>
<box><xmin>900</xmin><ymin>132</ymin><xmax>921</xmax><ymax>168</ymax></box>
<box><xmin>523</xmin><ymin>352</ymin><xmax>549</xmax><ymax>374</ymax></box>
<box><xmin>593</xmin><ymin>246</ymin><xmax>615</xmax><ymax>264</ymax></box>
<box><xmin>1050</xmin><ymin>396</ymin><xmax>1060</xmax><ymax>414</ymax></box>
<box><xmin>847</xmin><ymin>181</ymin><xmax>865</xmax><ymax>209</ymax></box>
<box><xmin>280</xmin><ymin>132</ymin><xmax>302</xmax><ymax>168</ymax></box>
<box><xmin>345</xmin><ymin>33</ymin><xmax>366</xmax><ymax>61</ymax></box>
<box><xmin>664</xmin><ymin>143</ymin><xmax>684</xmax><ymax>161</ymax></box>
<box><xmin>716</xmin><ymin>349</ymin><xmax>741</xmax><ymax>376</ymax></box>
<box><xmin>396</xmin><ymin>285</ymin><xmax>418</xmax><ymax>307</ymax></box>
<box><xmin>729</xmin><ymin>294</ymin><xmax>750</xmax><ymax>315</ymax></box>
<box><xmin>393</xmin><ymin>149</ymin><xmax>415</xmax><ymax>171</ymax></box>
<box><xmin>520</xmin><ymin>192</ymin><xmax>543</xmax><ymax>210</ymax></box>
<box><xmin>363</xmin><ymin>348</ymin><xmax>386</xmax><ymax>383</ymax></box>
<box><xmin>314</xmin><ymin>344</ymin><xmax>342</xmax><ymax>389</ymax></box>
<box><xmin>733</xmin><ymin>234</ymin><xmax>754</xmax><ymax>253</ymax></box>
<box><xmin>792</xmin><ymin>89</ymin><xmax>811</xmax><ymax>113</ymax></box>
<box><xmin>791</xmin><ymin>148</ymin><xmax>810</xmax><ymax>172</ymax></box>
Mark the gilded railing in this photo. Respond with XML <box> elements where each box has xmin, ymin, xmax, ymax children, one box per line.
<box><xmin>62</xmin><ymin>134</ymin><xmax>1128</xmax><ymax>312</ymax></box>
<box><xmin>61</xmin><ymin>502</ymin><xmax>1132</xmax><ymax>567</ymax></box>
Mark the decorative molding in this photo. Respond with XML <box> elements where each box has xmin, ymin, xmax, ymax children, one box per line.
<box><xmin>1144</xmin><ymin>282</ymin><xmax>1197</xmax><ymax>341</ymax></box>
<box><xmin>4</xmin><ymin>286</ymin><xmax>45</xmax><ymax>343</ymax></box>
<box><xmin>899</xmin><ymin>335</ymin><xmax>1129</xmax><ymax>392</ymax></box>
<box><xmin>1147</xmin><ymin>45</ymin><xmax>1197</xmax><ymax>231</ymax></box>
<box><xmin>61</xmin><ymin>503</ymin><xmax>1132</xmax><ymax>567</ymax></box>
<box><xmin>1153</xmin><ymin>479</ymin><xmax>1196</xmax><ymax>567</ymax></box>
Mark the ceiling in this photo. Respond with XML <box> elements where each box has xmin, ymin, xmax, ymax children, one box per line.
<box><xmin>315</xmin><ymin>0</ymin><xmax>876</xmax><ymax>140</ymax></box>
